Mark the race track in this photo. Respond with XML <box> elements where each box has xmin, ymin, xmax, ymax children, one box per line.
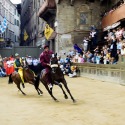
<box><xmin>0</xmin><ymin>76</ymin><xmax>125</xmax><ymax>125</ymax></box>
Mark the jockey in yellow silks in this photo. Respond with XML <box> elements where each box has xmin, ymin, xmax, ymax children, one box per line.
<box><xmin>14</xmin><ymin>53</ymin><xmax>25</xmax><ymax>86</ymax></box>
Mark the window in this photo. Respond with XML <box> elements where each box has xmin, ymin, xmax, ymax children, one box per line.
<box><xmin>15</xmin><ymin>35</ymin><xmax>16</xmax><ymax>42</ymax></box>
<box><xmin>34</xmin><ymin>0</ymin><xmax>36</xmax><ymax>9</ymax></box>
<box><xmin>15</xmin><ymin>9</ymin><xmax>16</xmax><ymax>15</ymax></box>
<box><xmin>14</xmin><ymin>19</ymin><xmax>16</xmax><ymax>25</ymax></box>
<box><xmin>17</xmin><ymin>20</ymin><xmax>19</xmax><ymax>26</ymax></box>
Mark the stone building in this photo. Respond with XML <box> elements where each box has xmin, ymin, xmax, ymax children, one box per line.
<box><xmin>54</xmin><ymin>0</ymin><xmax>125</xmax><ymax>55</ymax></box>
<box><xmin>21</xmin><ymin>0</ymin><xmax>55</xmax><ymax>51</ymax></box>
<box><xmin>0</xmin><ymin>0</ymin><xmax>20</xmax><ymax>48</ymax></box>
<box><xmin>54</xmin><ymin>0</ymin><xmax>105</xmax><ymax>54</ymax></box>
<box><xmin>22</xmin><ymin>0</ymin><xmax>125</xmax><ymax>54</ymax></box>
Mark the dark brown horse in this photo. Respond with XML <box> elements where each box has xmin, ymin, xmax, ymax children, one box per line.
<box><xmin>8</xmin><ymin>68</ymin><xmax>43</xmax><ymax>95</ymax></box>
<box><xmin>37</xmin><ymin>54</ymin><xmax>76</xmax><ymax>102</ymax></box>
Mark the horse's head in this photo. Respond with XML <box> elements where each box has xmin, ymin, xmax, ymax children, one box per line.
<box><xmin>50</xmin><ymin>53</ymin><xmax>59</xmax><ymax>74</ymax></box>
<box><xmin>51</xmin><ymin>53</ymin><xmax>58</xmax><ymax>64</ymax></box>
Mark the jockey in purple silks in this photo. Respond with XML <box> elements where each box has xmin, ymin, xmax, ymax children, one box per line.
<box><xmin>40</xmin><ymin>45</ymin><xmax>53</xmax><ymax>90</ymax></box>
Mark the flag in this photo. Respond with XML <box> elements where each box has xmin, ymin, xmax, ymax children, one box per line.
<box><xmin>0</xmin><ymin>25</ymin><xmax>6</xmax><ymax>33</ymax></box>
<box><xmin>44</xmin><ymin>24</ymin><xmax>57</xmax><ymax>40</ymax></box>
<box><xmin>2</xmin><ymin>21</ymin><xmax>7</xmax><ymax>29</ymax></box>
<box><xmin>2</xmin><ymin>18</ymin><xmax>7</xmax><ymax>29</ymax></box>
<box><xmin>3</xmin><ymin>18</ymin><xmax>7</xmax><ymax>23</ymax></box>
<box><xmin>0</xmin><ymin>18</ymin><xmax>7</xmax><ymax>33</ymax></box>
<box><xmin>24</xmin><ymin>30</ymin><xmax>29</xmax><ymax>41</ymax></box>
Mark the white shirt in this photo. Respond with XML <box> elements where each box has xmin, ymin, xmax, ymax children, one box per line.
<box><xmin>121</xmin><ymin>49</ymin><xmax>125</xmax><ymax>55</ymax></box>
<box><xmin>83</xmin><ymin>40</ymin><xmax>88</xmax><ymax>46</ymax></box>
<box><xmin>33</xmin><ymin>59</ymin><xmax>39</xmax><ymax>66</ymax></box>
<box><xmin>27</xmin><ymin>58</ymin><xmax>33</xmax><ymax>65</ymax></box>
<box><xmin>7</xmin><ymin>61</ymin><xmax>13</xmax><ymax>67</ymax></box>
<box><xmin>90</xmin><ymin>31</ymin><xmax>96</xmax><ymax>37</ymax></box>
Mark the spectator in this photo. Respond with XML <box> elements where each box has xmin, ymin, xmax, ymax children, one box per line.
<box><xmin>114</xmin><ymin>49</ymin><xmax>120</xmax><ymax>63</ymax></box>
<box><xmin>0</xmin><ymin>55</ymin><xmax>3</xmax><ymax>67</ymax></box>
<box><xmin>96</xmin><ymin>53</ymin><xmax>100</xmax><ymax>64</ymax></box>
<box><xmin>64</xmin><ymin>63</ymin><xmax>71</xmax><ymax>75</ymax></box>
<box><xmin>0</xmin><ymin>66</ymin><xmax>6</xmax><ymax>77</ymax></box>
<box><xmin>121</xmin><ymin>45</ymin><xmax>125</xmax><ymax>55</ymax></box>
<box><xmin>94</xmin><ymin>46</ymin><xmax>99</xmax><ymax>53</ymax></box>
<box><xmin>78</xmin><ymin>54</ymin><xmax>84</xmax><ymax>63</ymax></box>
<box><xmin>69</xmin><ymin>66</ymin><xmax>77</xmax><ymax>78</ymax></box>
<box><xmin>83</xmin><ymin>37</ymin><xmax>88</xmax><ymax>52</ymax></box>
<box><xmin>86</xmin><ymin>51</ymin><xmax>93</xmax><ymax>63</ymax></box>
<box><xmin>90</xmin><ymin>29</ymin><xmax>97</xmax><ymax>46</ymax></box>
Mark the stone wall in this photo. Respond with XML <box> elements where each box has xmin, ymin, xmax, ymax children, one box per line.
<box><xmin>74</xmin><ymin>56</ymin><xmax>125</xmax><ymax>85</ymax></box>
<box><xmin>55</xmin><ymin>0</ymin><xmax>106</xmax><ymax>55</ymax></box>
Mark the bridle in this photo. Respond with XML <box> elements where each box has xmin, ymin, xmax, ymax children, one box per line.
<box><xmin>51</xmin><ymin>64</ymin><xmax>58</xmax><ymax>68</ymax></box>
<box><xmin>51</xmin><ymin>64</ymin><xmax>58</xmax><ymax>73</ymax></box>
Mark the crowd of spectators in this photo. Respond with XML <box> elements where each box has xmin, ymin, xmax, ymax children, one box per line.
<box><xmin>0</xmin><ymin>54</ymin><xmax>40</xmax><ymax>78</ymax></box>
<box><xmin>56</xmin><ymin>25</ymin><xmax>125</xmax><ymax>77</ymax></box>
<box><xmin>0</xmin><ymin>54</ymin><xmax>79</xmax><ymax>78</ymax></box>
<box><xmin>1</xmin><ymin>25</ymin><xmax>125</xmax><ymax>78</ymax></box>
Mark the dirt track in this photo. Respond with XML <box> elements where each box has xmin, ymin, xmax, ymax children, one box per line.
<box><xmin>0</xmin><ymin>76</ymin><xmax>125</xmax><ymax>125</ymax></box>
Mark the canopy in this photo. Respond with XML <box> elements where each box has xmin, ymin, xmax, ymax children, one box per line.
<box><xmin>102</xmin><ymin>4</ymin><xmax>125</xmax><ymax>29</ymax></box>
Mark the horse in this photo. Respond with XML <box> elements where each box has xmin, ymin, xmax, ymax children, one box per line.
<box><xmin>8</xmin><ymin>67</ymin><xmax>43</xmax><ymax>95</ymax></box>
<box><xmin>37</xmin><ymin>54</ymin><xmax>76</xmax><ymax>102</ymax></box>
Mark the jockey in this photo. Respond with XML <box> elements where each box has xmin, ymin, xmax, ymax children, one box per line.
<box><xmin>40</xmin><ymin>45</ymin><xmax>53</xmax><ymax>90</ymax></box>
<box><xmin>14</xmin><ymin>53</ymin><xmax>25</xmax><ymax>88</ymax></box>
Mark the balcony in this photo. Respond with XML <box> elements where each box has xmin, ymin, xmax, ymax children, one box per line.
<box><xmin>102</xmin><ymin>4</ymin><xmax>125</xmax><ymax>30</ymax></box>
<box><xmin>37</xmin><ymin>0</ymin><xmax>56</xmax><ymax>21</ymax></box>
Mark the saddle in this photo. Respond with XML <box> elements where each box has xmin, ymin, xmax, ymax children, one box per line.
<box><xmin>41</xmin><ymin>69</ymin><xmax>47</xmax><ymax>78</ymax></box>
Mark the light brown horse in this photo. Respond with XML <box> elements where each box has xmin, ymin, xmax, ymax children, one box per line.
<box><xmin>8</xmin><ymin>68</ymin><xmax>43</xmax><ymax>95</ymax></box>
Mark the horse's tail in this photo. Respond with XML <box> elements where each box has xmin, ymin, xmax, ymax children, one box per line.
<box><xmin>8</xmin><ymin>74</ymin><xmax>13</xmax><ymax>84</ymax></box>
<box><xmin>34</xmin><ymin>75</ymin><xmax>40</xmax><ymax>89</ymax></box>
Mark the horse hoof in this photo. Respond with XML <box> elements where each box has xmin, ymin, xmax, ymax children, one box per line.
<box><xmin>39</xmin><ymin>93</ymin><xmax>43</xmax><ymax>96</ymax></box>
<box><xmin>65</xmin><ymin>95</ymin><xmax>68</xmax><ymax>99</ymax></box>
<box><xmin>73</xmin><ymin>100</ymin><xmax>76</xmax><ymax>103</ymax></box>
<box><xmin>55</xmin><ymin>99</ymin><xmax>59</xmax><ymax>102</ymax></box>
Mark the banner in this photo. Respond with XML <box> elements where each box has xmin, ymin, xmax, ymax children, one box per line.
<box><xmin>24</xmin><ymin>30</ymin><xmax>29</xmax><ymax>41</ymax></box>
<box><xmin>44</xmin><ymin>24</ymin><xmax>57</xmax><ymax>40</ymax></box>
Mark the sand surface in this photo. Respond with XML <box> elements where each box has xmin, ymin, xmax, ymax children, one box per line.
<box><xmin>0</xmin><ymin>76</ymin><xmax>125</xmax><ymax>125</ymax></box>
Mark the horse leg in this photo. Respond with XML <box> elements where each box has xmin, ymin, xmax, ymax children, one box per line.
<box><xmin>34</xmin><ymin>75</ymin><xmax>43</xmax><ymax>95</ymax></box>
<box><xmin>22</xmin><ymin>83</ymin><xmax>25</xmax><ymax>88</ymax></box>
<box><xmin>38</xmin><ymin>88</ymin><xmax>43</xmax><ymax>95</ymax></box>
<box><xmin>29</xmin><ymin>81</ymin><xmax>41</xmax><ymax>95</ymax></box>
<box><xmin>42</xmin><ymin>81</ymin><xmax>58</xmax><ymax>101</ymax></box>
<box><xmin>17</xmin><ymin>83</ymin><xmax>26</xmax><ymax>95</ymax></box>
<box><xmin>61</xmin><ymin>79</ymin><xmax>76</xmax><ymax>103</ymax></box>
<box><xmin>54</xmin><ymin>81</ymin><xmax>68</xmax><ymax>99</ymax></box>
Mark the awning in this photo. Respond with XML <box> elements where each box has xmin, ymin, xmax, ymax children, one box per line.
<box><xmin>37</xmin><ymin>0</ymin><xmax>56</xmax><ymax>21</ymax></box>
<box><xmin>102</xmin><ymin>4</ymin><xmax>125</xmax><ymax>29</ymax></box>
<box><xmin>103</xmin><ymin>21</ymin><xmax>121</xmax><ymax>31</ymax></box>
